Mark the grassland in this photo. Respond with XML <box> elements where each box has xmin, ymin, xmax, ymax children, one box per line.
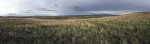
<box><xmin>0</xmin><ymin>12</ymin><xmax>150</xmax><ymax>44</ymax></box>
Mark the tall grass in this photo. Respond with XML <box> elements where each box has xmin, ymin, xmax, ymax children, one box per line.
<box><xmin>0</xmin><ymin>12</ymin><xmax>150</xmax><ymax>44</ymax></box>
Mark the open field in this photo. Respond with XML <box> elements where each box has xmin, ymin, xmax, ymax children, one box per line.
<box><xmin>0</xmin><ymin>12</ymin><xmax>150</xmax><ymax>44</ymax></box>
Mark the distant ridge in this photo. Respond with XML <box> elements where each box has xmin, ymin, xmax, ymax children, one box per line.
<box><xmin>61</xmin><ymin>13</ymin><xmax>117</xmax><ymax>16</ymax></box>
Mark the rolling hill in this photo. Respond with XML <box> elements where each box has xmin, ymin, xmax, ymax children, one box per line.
<box><xmin>0</xmin><ymin>12</ymin><xmax>150</xmax><ymax>44</ymax></box>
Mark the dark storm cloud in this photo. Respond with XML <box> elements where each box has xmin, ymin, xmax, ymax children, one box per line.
<box><xmin>46</xmin><ymin>0</ymin><xmax>150</xmax><ymax>15</ymax></box>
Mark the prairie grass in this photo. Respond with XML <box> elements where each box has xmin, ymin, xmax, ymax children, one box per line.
<box><xmin>0</xmin><ymin>12</ymin><xmax>150</xmax><ymax>44</ymax></box>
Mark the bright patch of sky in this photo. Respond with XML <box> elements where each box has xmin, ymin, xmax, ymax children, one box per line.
<box><xmin>0</xmin><ymin>0</ymin><xmax>19</xmax><ymax>16</ymax></box>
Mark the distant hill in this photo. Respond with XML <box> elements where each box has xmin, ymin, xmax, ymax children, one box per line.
<box><xmin>61</xmin><ymin>13</ymin><xmax>116</xmax><ymax>16</ymax></box>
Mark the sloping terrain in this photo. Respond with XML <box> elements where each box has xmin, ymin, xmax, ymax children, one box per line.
<box><xmin>0</xmin><ymin>12</ymin><xmax>150</xmax><ymax>44</ymax></box>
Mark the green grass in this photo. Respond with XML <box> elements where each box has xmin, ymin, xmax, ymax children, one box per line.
<box><xmin>0</xmin><ymin>12</ymin><xmax>150</xmax><ymax>44</ymax></box>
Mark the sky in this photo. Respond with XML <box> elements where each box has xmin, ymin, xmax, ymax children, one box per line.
<box><xmin>0</xmin><ymin>0</ymin><xmax>150</xmax><ymax>16</ymax></box>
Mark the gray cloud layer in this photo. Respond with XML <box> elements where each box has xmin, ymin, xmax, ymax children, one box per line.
<box><xmin>6</xmin><ymin>0</ymin><xmax>150</xmax><ymax>16</ymax></box>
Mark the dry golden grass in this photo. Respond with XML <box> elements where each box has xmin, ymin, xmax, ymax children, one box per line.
<box><xmin>0</xmin><ymin>12</ymin><xmax>150</xmax><ymax>44</ymax></box>
<box><xmin>24</xmin><ymin>18</ymin><xmax>80</xmax><ymax>25</ymax></box>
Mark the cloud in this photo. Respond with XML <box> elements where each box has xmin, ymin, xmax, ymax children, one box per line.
<box><xmin>61</xmin><ymin>0</ymin><xmax>150</xmax><ymax>15</ymax></box>
<box><xmin>0</xmin><ymin>0</ymin><xmax>150</xmax><ymax>16</ymax></box>
<box><xmin>0</xmin><ymin>0</ymin><xmax>19</xmax><ymax>15</ymax></box>
<box><xmin>44</xmin><ymin>0</ymin><xmax>150</xmax><ymax>15</ymax></box>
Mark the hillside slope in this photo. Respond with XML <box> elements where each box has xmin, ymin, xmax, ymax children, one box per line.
<box><xmin>0</xmin><ymin>12</ymin><xmax>150</xmax><ymax>44</ymax></box>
